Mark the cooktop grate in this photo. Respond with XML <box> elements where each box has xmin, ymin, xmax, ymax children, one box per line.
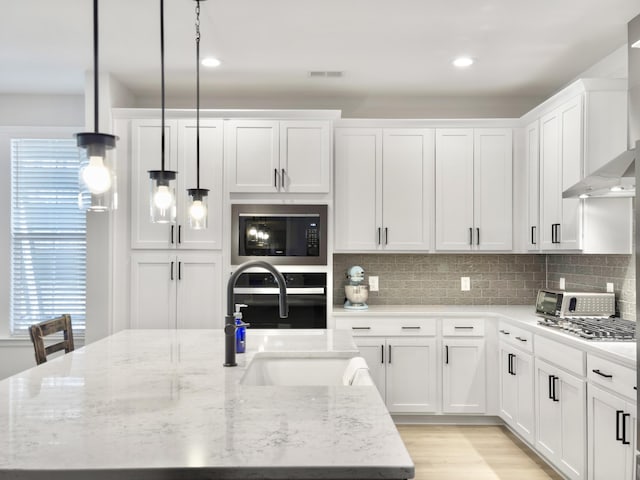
<box><xmin>537</xmin><ymin>316</ymin><xmax>636</xmax><ymax>341</ymax></box>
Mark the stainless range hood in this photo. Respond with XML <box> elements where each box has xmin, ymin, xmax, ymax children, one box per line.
<box><xmin>562</xmin><ymin>146</ymin><xmax>636</xmax><ymax>198</ymax></box>
<box><xmin>564</xmin><ymin>16</ymin><xmax>640</xmax><ymax>199</ymax></box>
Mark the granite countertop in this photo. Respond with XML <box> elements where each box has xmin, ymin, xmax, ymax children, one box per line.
<box><xmin>0</xmin><ymin>329</ymin><xmax>414</xmax><ymax>480</ymax></box>
<box><xmin>332</xmin><ymin>305</ymin><xmax>636</xmax><ymax>368</ymax></box>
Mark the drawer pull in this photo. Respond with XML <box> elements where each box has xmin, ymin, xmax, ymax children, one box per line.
<box><xmin>592</xmin><ymin>369</ymin><xmax>613</xmax><ymax>379</ymax></box>
<box><xmin>454</xmin><ymin>326</ymin><xmax>474</xmax><ymax>330</ymax></box>
<box><xmin>401</xmin><ymin>326</ymin><xmax>421</xmax><ymax>330</ymax></box>
<box><xmin>499</xmin><ymin>329</ymin><xmax>510</xmax><ymax>335</ymax></box>
<box><xmin>352</xmin><ymin>327</ymin><xmax>371</xmax><ymax>330</ymax></box>
<box><xmin>515</xmin><ymin>336</ymin><xmax>527</xmax><ymax>342</ymax></box>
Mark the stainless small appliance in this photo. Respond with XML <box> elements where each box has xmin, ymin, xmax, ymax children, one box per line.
<box><xmin>344</xmin><ymin>265</ymin><xmax>369</xmax><ymax>310</ymax></box>
<box><xmin>535</xmin><ymin>289</ymin><xmax>616</xmax><ymax>319</ymax></box>
<box><xmin>231</xmin><ymin>204</ymin><xmax>327</xmax><ymax>266</ymax></box>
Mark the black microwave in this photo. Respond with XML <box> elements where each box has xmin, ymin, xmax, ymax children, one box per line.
<box><xmin>231</xmin><ymin>204</ymin><xmax>328</xmax><ymax>265</ymax></box>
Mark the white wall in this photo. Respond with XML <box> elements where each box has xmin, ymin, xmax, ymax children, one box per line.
<box><xmin>135</xmin><ymin>92</ymin><xmax>545</xmax><ymax>119</ymax></box>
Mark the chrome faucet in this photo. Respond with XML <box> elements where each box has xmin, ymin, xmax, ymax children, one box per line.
<box><xmin>224</xmin><ymin>260</ymin><xmax>288</xmax><ymax>367</ymax></box>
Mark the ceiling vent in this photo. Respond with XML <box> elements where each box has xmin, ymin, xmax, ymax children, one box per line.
<box><xmin>308</xmin><ymin>71</ymin><xmax>344</xmax><ymax>78</ymax></box>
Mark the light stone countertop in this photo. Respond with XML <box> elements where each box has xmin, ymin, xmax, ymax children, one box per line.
<box><xmin>332</xmin><ymin>305</ymin><xmax>636</xmax><ymax>368</ymax></box>
<box><xmin>0</xmin><ymin>329</ymin><xmax>414</xmax><ymax>480</ymax></box>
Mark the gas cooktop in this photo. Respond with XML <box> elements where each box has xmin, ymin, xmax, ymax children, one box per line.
<box><xmin>537</xmin><ymin>316</ymin><xmax>636</xmax><ymax>341</ymax></box>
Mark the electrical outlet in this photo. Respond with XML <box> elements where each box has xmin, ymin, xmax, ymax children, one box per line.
<box><xmin>559</xmin><ymin>278</ymin><xmax>565</xmax><ymax>290</ymax></box>
<box><xmin>369</xmin><ymin>276</ymin><xmax>379</xmax><ymax>292</ymax></box>
<box><xmin>461</xmin><ymin>277</ymin><xmax>470</xmax><ymax>291</ymax></box>
<box><xmin>606</xmin><ymin>282</ymin><xmax>614</xmax><ymax>293</ymax></box>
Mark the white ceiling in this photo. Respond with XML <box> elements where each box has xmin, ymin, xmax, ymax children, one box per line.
<box><xmin>1</xmin><ymin>0</ymin><xmax>638</xmax><ymax>100</ymax></box>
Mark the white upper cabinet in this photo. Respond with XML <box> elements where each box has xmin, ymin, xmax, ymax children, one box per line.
<box><xmin>280</xmin><ymin>121</ymin><xmax>331</xmax><ymax>192</ymax></box>
<box><xmin>539</xmin><ymin>96</ymin><xmax>583</xmax><ymax>251</ymax></box>
<box><xmin>226</xmin><ymin>120</ymin><xmax>331</xmax><ymax>193</ymax></box>
<box><xmin>525</xmin><ymin>121</ymin><xmax>540</xmax><ymax>251</ymax></box>
<box><xmin>525</xmin><ymin>79</ymin><xmax>630</xmax><ymax>253</ymax></box>
<box><xmin>131</xmin><ymin>118</ymin><xmax>223</xmax><ymax>250</ymax></box>
<box><xmin>435</xmin><ymin>128</ymin><xmax>512</xmax><ymax>251</ymax></box>
<box><xmin>334</xmin><ymin>128</ymin><xmax>434</xmax><ymax>252</ymax></box>
<box><xmin>334</xmin><ymin>128</ymin><xmax>381</xmax><ymax>251</ymax></box>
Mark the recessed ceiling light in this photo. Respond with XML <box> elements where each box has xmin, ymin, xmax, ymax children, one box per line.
<box><xmin>453</xmin><ymin>57</ymin><xmax>474</xmax><ymax>68</ymax></box>
<box><xmin>632</xmin><ymin>39</ymin><xmax>640</xmax><ymax>49</ymax></box>
<box><xmin>202</xmin><ymin>57</ymin><xmax>221</xmax><ymax>68</ymax></box>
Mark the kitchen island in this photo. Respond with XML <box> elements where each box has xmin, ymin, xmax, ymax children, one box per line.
<box><xmin>0</xmin><ymin>329</ymin><xmax>414</xmax><ymax>480</ymax></box>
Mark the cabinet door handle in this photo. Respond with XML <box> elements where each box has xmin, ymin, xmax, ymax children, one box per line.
<box><xmin>445</xmin><ymin>345</ymin><xmax>449</xmax><ymax>365</ymax></box>
<box><xmin>509</xmin><ymin>353</ymin><xmax>516</xmax><ymax>376</ymax></box>
<box><xmin>384</xmin><ymin>227</ymin><xmax>388</xmax><ymax>245</ymax></box>
<box><xmin>552</xmin><ymin>376</ymin><xmax>559</xmax><ymax>402</ymax></box>
<box><xmin>170</xmin><ymin>225</ymin><xmax>175</xmax><ymax>244</ymax></box>
<box><xmin>178</xmin><ymin>225</ymin><xmax>182</xmax><ymax>244</ymax></box>
<box><xmin>616</xmin><ymin>410</ymin><xmax>624</xmax><ymax>442</ymax></box>
<box><xmin>381</xmin><ymin>345</ymin><xmax>384</xmax><ymax>364</ymax></box>
<box><xmin>377</xmin><ymin>227</ymin><xmax>381</xmax><ymax>245</ymax></box>
<box><xmin>507</xmin><ymin>353</ymin><xmax>513</xmax><ymax>374</ymax></box>
<box><xmin>281</xmin><ymin>168</ymin><xmax>286</xmax><ymax>190</ymax></box>
<box><xmin>556</xmin><ymin>224</ymin><xmax>561</xmax><ymax>243</ymax></box>
<box><xmin>548</xmin><ymin>375</ymin><xmax>554</xmax><ymax>400</ymax></box>
<box><xmin>531</xmin><ymin>226</ymin><xmax>536</xmax><ymax>245</ymax></box>
<box><xmin>622</xmin><ymin>413</ymin><xmax>630</xmax><ymax>445</ymax></box>
<box><xmin>274</xmin><ymin>168</ymin><xmax>278</xmax><ymax>188</ymax></box>
<box><xmin>170</xmin><ymin>261</ymin><xmax>174</xmax><ymax>281</ymax></box>
<box><xmin>388</xmin><ymin>345</ymin><xmax>392</xmax><ymax>364</ymax></box>
<box><xmin>178</xmin><ymin>261</ymin><xmax>182</xmax><ymax>280</ymax></box>
<box><xmin>592</xmin><ymin>369</ymin><xmax>613</xmax><ymax>379</ymax></box>
<box><xmin>476</xmin><ymin>227</ymin><xmax>480</xmax><ymax>246</ymax></box>
<box><xmin>469</xmin><ymin>227</ymin><xmax>473</xmax><ymax>245</ymax></box>
<box><xmin>515</xmin><ymin>336</ymin><xmax>527</xmax><ymax>342</ymax></box>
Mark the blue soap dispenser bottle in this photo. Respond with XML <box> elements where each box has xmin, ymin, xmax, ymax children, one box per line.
<box><xmin>234</xmin><ymin>304</ymin><xmax>249</xmax><ymax>353</ymax></box>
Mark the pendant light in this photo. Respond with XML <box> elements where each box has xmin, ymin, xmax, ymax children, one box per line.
<box><xmin>76</xmin><ymin>0</ymin><xmax>117</xmax><ymax>211</ymax></box>
<box><xmin>186</xmin><ymin>0</ymin><xmax>209</xmax><ymax>230</ymax></box>
<box><xmin>148</xmin><ymin>0</ymin><xmax>177</xmax><ymax>224</ymax></box>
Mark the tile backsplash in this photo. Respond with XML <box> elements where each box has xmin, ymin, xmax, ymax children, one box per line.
<box><xmin>333</xmin><ymin>253</ymin><xmax>635</xmax><ymax>321</ymax></box>
<box><xmin>546</xmin><ymin>254</ymin><xmax>635</xmax><ymax>320</ymax></box>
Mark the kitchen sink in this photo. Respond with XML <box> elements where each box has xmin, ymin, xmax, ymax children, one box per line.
<box><xmin>240</xmin><ymin>355</ymin><xmax>372</xmax><ymax>386</ymax></box>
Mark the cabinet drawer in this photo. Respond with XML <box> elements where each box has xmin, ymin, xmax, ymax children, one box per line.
<box><xmin>336</xmin><ymin>317</ymin><xmax>437</xmax><ymax>336</ymax></box>
<box><xmin>587</xmin><ymin>354</ymin><xmax>636</xmax><ymax>400</ymax></box>
<box><xmin>498</xmin><ymin>321</ymin><xmax>533</xmax><ymax>352</ymax></box>
<box><xmin>535</xmin><ymin>335</ymin><xmax>585</xmax><ymax>376</ymax></box>
<box><xmin>442</xmin><ymin>318</ymin><xmax>485</xmax><ymax>336</ymax></box>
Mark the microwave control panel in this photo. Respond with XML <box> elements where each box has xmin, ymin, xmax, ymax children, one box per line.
<box><xmin>306</xmin><ymin>225</ymin><xmax>320</xmax><ymax>256</ymax></box>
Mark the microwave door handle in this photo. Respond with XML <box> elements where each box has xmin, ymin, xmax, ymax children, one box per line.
<box><xmin>233</xmin><ymin>287</ymin><xmax>325</xmax><ymax>295</ymax></box>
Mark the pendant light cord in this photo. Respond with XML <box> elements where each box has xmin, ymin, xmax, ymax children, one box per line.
<box><xmin>93</xmin><ymin>0</ymin><xmax>99</xmax><ymax>133</ymax></box>
<box><xmin>195</xmin><ymin>0</ymin><xmax>201</xmax><ymax>189</ymax></box>
<box><xmin>160</xmin><ymin>0</ymin><xmax>166</xmax><ymax>172</ymax></box>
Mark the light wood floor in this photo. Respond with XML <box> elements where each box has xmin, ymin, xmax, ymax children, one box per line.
<box><xmin>396</xmin><ymin>425</ymin><xmax>563</xmax><ymax>480</ymax></box>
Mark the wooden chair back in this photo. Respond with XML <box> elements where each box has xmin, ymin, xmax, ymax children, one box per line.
<box><xmin>28</xmin><ymin>314</ymin><xmax>75</xmax><ymax>365</ymax></box>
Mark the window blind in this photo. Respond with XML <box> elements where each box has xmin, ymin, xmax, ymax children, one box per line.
<box><xmin>11</xmin><ymin>138</ymin><xmax>86</xmax><ymax>334</ymax></box>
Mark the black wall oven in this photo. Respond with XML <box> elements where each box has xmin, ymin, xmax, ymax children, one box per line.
<box><xmin>233</xmin><ymin>272</ymin><xmax>326</xmax><ymax>329</ymax></box>
<box><xmin>231</xmin><ymin>204</ymin><xmax>327</xmax><ymax>266</ymax></box>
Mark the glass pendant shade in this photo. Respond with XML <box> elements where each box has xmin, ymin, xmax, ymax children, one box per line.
<box><xmin>149</xmin><ymin>170</ymin><xmax>177</xmax><ymax>223</ymax></box>
<box><xmin>187</xmin><ymin>188</ymin><xmax>209</xmax><ymax>230</ymax></box>
<box><xmin>77</xmin><ymin>132</ymin><xmax>117</xmax><ymax>211</ymax></box>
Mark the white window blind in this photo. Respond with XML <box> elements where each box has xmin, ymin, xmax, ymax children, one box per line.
<box><xmin>11</xmin><ymin>138</ymin><xmax>86</xmax><ymax>334</ymax></box>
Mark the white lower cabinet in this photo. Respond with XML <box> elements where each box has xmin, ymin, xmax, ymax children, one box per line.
<box><xmin>355</xmin><ymin>336</ymin><xmax>438</xmax><ymax>414</ymax></box>
<box><xmin>499</xmin><ymin>344</ymin><xmax>534</xmax><ymax>444</ymax></box>
<box><xmin>534</xmin><ymin>358</ymin><xmax>586</xmax><ymax>480</ymax></box>
<box><xmin>442</xmin><ymin>338</ymin><xmax>486</xmax><ymax>413</ymax></box>
<box><xmin>130</xmin><ymin>252</ymin><xmax>222</xmax><ymax>329</ymax></box>
<box><xmin>587</xmin><ymin>384</ymin><xmax>636</xmax><ymax>480</ymax></box>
